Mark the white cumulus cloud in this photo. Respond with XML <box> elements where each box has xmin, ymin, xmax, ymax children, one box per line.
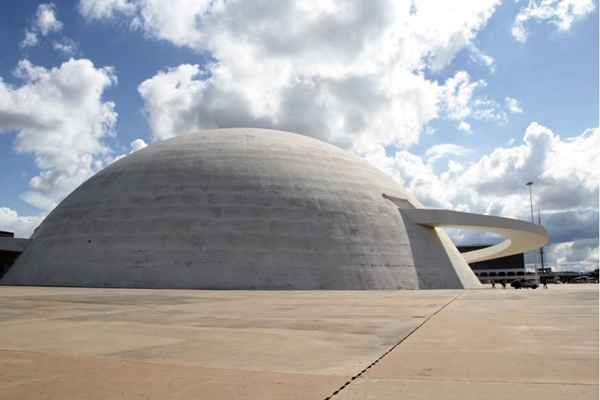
<box><xmin>110</xmin><ymin>138</ymin><xmax>148</xmax><ymax>164</ymax></box>
<box><xmin>52</xmin><ymin>38</ymin><xmax>78</xmax><ymax>55</ymax></box>
<box><xmin>21</xmin><ymin>30</ymin><xmax>39</xmax><ymax>48</ymax></box>
<box><xmin>78</xmin><ymin>0</ymin><xmax>136</xmax><ymax>20</ymax></box>
<box><xmin>512</xmin><ymin>0</ymin><xmax>595</xmax><ymax>42</ymax></box>
<box><xmin>505</xmin><ymin>96</ymin><xmax>524</xmax><ymax>113</ymax></box>
<box><xmin>0</xmin><ymin>208</ymin><xmax>44</xmax><ymax>238</ymax></box>
<box><xmin>20</xmin><ymin>3</ymin><xmax>78</xmax><ymax>56</ymax></box>
<box><xmin>458</xmin><ymin>121</ymin><xmax>473</xmax><ymax>133</ymax></box>
<box><xmin>468</xmin><ymin>44</ymin><xmax>496</xmax><ymax>73</ymax></box>
<box><xmin>0</xmin><ymin>58</ymin><xmax>118</xmax><ymax>212</ymax></box>
<box><xmin>35</xmin><ymin>3</ymin><xmax>63</xmax><ymax>35</ymax></box>
<box><xmin>369</xmin><ymin>122</ymin><xmax>599</xmax><ymax>270</ymax></box>
<box><xmin>83</xmin><ymin>0</ymin><xmax>501</xmax><ymax>151</ymax></box>
<box><xmin>129</xmin><ymin>138</ymin><xmax>147</xmax><ymax>152</ymax></box>
<box><xmin>425</xmin><ymin>144</ymin><xmax>472</xmax><ymax>163</ymax></box>
<box><xmin>547</xmin><ymin>239</ymin><xmax>598</xmax><ymax>271</ymax></box>
<box><xmin>440</xmin><ymin>71</ymin><xmax>513</xmax><ymax>131</ymax></box>
<box><xmin>21</xmin><ymin>3</ymin><xmax>64</xmax><ymax>48</ymax></box>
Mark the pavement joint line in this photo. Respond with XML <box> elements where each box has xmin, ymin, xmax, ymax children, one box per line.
<box><xmin>322</xmin><ymin>293</ymin><xmax>463</xmax><ymax>400</ymax></box>
<box><xmin>360</xmin><ymin>377</ymin><xmax>599</xmax><ymax>386</ymax></box>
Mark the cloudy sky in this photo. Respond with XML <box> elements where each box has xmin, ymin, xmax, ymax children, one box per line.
<box><xmin>0</xmin><ymin>0</ymin><xmax>598</xmax><ymax>270</ymax></box>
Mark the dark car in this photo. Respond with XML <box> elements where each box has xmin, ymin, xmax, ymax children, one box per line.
<box><xmin>511</xmin><ymin>279</ymin><xmax>538</xmax><ymax>289</ymax></box>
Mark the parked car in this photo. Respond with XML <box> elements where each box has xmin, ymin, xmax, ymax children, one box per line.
<box><xmin>511</xmin><ymin>279</ymin><xmax>538</xmax><ymax>289</ymax></box>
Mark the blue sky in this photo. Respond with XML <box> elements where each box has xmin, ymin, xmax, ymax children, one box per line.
<box><xmin>421</xmin><ymin>1</ymin><xmax>598</xmax><ymax>155</ymax></box>
<box><xmin>0</xmin><ymin>0</ymin><xmax>598</xmax><ymax>269</ymax></box>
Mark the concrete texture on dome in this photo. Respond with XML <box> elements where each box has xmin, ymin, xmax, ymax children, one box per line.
<box><xmin>0</xmin><ymin>128</ymin><xmax>546</xmax><ymax>289</ymax></box>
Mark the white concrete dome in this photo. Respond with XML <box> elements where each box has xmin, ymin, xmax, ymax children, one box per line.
<box><xmin>3</xmin><ymin>128</ymin><xmax>484</xmax><ymax>289</ymax></box>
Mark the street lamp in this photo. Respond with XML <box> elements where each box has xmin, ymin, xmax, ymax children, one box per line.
<box><xmin>526</xmin><ymin>181</ymin><xmax>535</xmax><ymax>224</ymax></box>
<box><xmin>538</xmin><ymin>208</ymin><xmax>546</xmax><ymax>274</ymax></box>
<box><xmin>526</xmin><ymin>181</ymin><xmax>547</xmax><ymax>275</ymax></box>
<box><xmin>526</xmin><ymin>181</ymin><xmax>537</xmax><ymax>273</ymax></box>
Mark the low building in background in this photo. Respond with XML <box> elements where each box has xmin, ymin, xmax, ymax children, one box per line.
<box><xmin>0</xmin><ymin>231</ymin><xmax>28</xmax><ymax>280</ymax></box>
<box><xmin>458</xmin><ymin>245</ymin><xmax>532</xmax><ymax>284</ymax></box>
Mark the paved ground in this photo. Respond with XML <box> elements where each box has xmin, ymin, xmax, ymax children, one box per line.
<box><xmin>0</xmin><ymin>285</ymin><xmax>597</xmax><ymax>399</ymax></box>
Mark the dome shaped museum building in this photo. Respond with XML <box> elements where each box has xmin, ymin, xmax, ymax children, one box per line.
<box><xmin>1</xmin><ymin>128</ymin><xmax>548</xmax><ymax>289</ymax></box>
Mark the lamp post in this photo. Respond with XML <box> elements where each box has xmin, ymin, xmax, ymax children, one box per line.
<box><xmin>538</xmin><ymin>208</ymin><xmax>546</xmax><ymax>274</ymax></box>
<box><xmin>526</xmin><ymin>181</ymin><xmax>537</xmax><ymax>273</ymax></box>
<box><xmin>526</xmin><ymin>181</ymin><xmax>535</xmax><ymax>224</ymax></box>
<box><xmin>526</xmin><ymin>181</ymin><xmax>547</xmax><ymax>275</ymax></box>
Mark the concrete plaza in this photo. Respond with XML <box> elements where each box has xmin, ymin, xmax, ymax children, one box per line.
<box><xmin>0</xmin><ymin>284</ymin><xmax>597</xmax><ymax>399</ymax></box>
